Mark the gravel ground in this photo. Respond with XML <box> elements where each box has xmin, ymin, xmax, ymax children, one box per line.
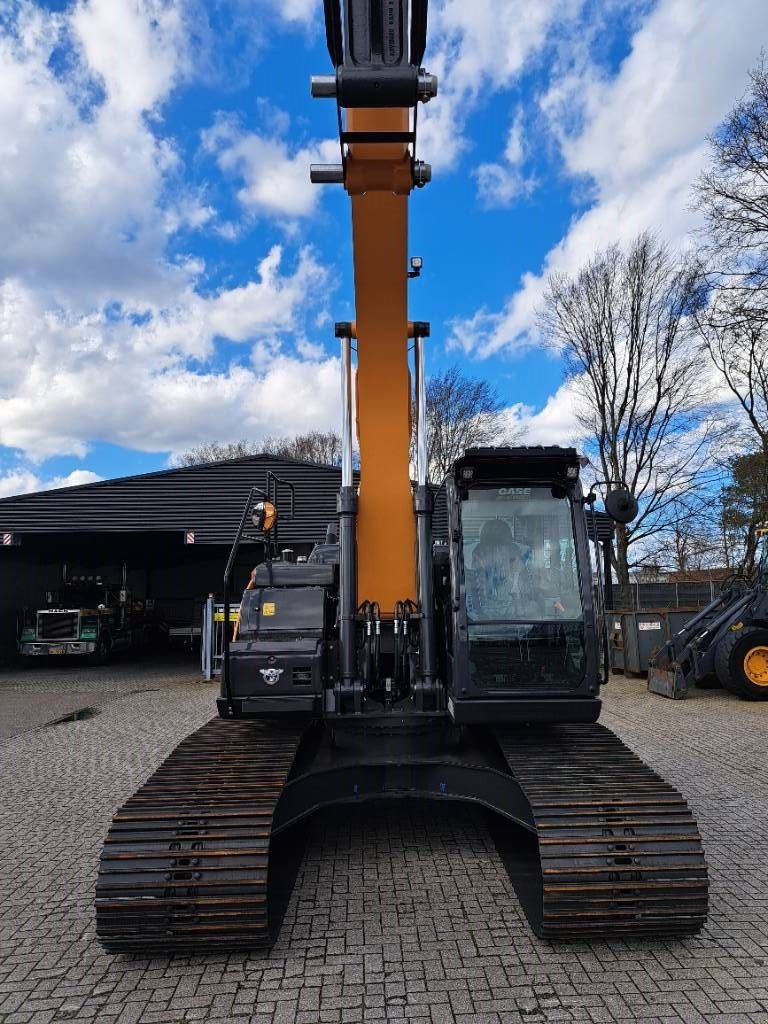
<box><xmin>0</xmin><ymin>663</ymin><xmax>767</xmax><ymax>1024</ymax></box>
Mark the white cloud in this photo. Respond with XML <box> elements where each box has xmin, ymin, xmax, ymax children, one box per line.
<box><xmin>500</xmin><ymin>380</ymin><xmax>583</xmax><ymax>448</ymax></box>
<box><xmin>503</xmin><ymin>113</ymin><xmax>525</xmax><ymax>167</ymax></box>
<box><xmin>0</xmin><ymin>468</ymin><xmax>103</xmax><ymax>499</ymax></box>
<box><xmin>0</xmin><ymin>245</ymin><xmax>332</xmax><ymax>459</ymax></box>
<box><xmin>162</xmin><ymin>193</ymin><xmax>216</xmax><ymax>235</ymax></box>
<box><xmin>0</xmin><ymin>0</ymin><xmax>196</xmax><ymax>308</ymax></box>
<box><xmin>420</xmin><ymin>0</ymin><xmax>583</xmax><ymax>171</ymax></box>
<box><xmin>474</xmin><ymin>108</ymin><xmax>535</xmax><ymax>208</ymax></box>
<box><xmin>296</xmin><ymin>338</ymin><xmax>326</xmax><ymax>360</ymax></box>
<box><xmin>130</xmin><ymin>245</ymin><xmax>328</xmax><ymax>357</ymax></box>
<box><xmin>0</xmin><ymin>2</ymin><xmax>343</xmax><ymax>466</ymax></box>
<box><xmin>71</xmin><ymin>0</ymin><xmax>189</xmax><ymax>116</ymax></box>
<box><xmin>560</xmin><ymin>0</ymin><xmax>745</xmax><ymax>191</ymax></box>
<box><xmin>279</xmin><ymin>0</ymin><xmax>319</xmax><ymax>25</ymax></box>
<box><xmin>451</xmin><ymin>0</ymin><xmax>768</xmax><ymax>356</ymax></box>
<box><xmin>204</xmin><ymin>115</ymin><xmax>338</xmax><ymax>220</ymax></box>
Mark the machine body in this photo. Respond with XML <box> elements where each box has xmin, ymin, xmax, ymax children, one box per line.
<box><xmin>95</xmin><ymin>0</ymin><xmax>709</xmax><ymax>954</ymax></box>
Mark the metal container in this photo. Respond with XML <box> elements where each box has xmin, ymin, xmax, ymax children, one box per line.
<box><xmin>625</xmin><ymin>612</ymin><xmax>666</xmax><ymax>674</ymax></box>
<box><xmin>667</xmin><ymin>610</ymin><xmax>696</xmax><ymax>635</ymax></box>
<box><xmin>608</xmin><ymin>615</ymin><xmax>625</xmax><ymax>672</ymax></box>
<box><xmin>608</xmin><ymin>608</ymin><xmax>702</xmax><ymax>675</ymax></box>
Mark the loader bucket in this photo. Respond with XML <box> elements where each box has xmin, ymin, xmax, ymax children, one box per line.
<box><xmin>648</xmin><ymin>661</ymin><xmax>688</xmax><ymax>699</ymax></box>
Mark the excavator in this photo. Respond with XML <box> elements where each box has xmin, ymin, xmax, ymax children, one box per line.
<box><xmin>95</xmin><ymin>0</ymin><xmax>708</xmax><ymax>952</ymax></box>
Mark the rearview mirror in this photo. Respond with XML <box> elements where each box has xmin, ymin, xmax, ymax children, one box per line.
<box><xmin>252</xmin><ymin>500</ymin><xmax>278</xmax><ymax>533</ymax></box>
<box><xmin>605</xmin><ymin>487</ymin><xmax>638</xmax><ymax>524</ymax></box>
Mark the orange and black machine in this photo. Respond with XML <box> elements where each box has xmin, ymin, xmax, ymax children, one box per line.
<box><xmin>96</xmin><ymin>0</ymin><xmax>708</xmax><ymax>955</ymax></box>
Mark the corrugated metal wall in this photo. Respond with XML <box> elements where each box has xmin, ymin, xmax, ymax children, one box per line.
<box><xmin>0</xmin><ymin>454</ymin><xmax>608</xmax><ymax>548</ymax></box>
<box><xmin>0</xmin><ymin>455</ymin><xmax>347</xmax><ymax>545</ymax></box>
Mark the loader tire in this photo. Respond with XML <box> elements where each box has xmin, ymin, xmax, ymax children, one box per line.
<box><xmin>714</xmin><ymin>626</ymin><xmax>768</xmax><ymax>701</ymax></box>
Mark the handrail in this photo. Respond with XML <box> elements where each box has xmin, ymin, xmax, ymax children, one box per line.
<box><xmin>221</xmin><ymin>473</ymin><xmax>298</xmax><ymax>715</ymax></box>
<box><xmin>222</xmin><ymin>486</ymin><xmax>267</xmax><ymax>715</ymax></box>
<box><xmin>589</xmin><ymin>504</ymin><xmax>609</xmax><ymax>686</ymax></box>
<box><xmin>266</xmin><ymin>471</ymin><xmax>295</xmax><ymax>518</ymax></box>
<box><xmin>266</xmin><ymin>471</ymin><xmax>295</xmax><ymax>558</ymax></box>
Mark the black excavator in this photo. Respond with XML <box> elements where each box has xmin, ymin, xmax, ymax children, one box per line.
<box><xmin>95</xmin><ymin>0</ymin><xmax>708</xmax><ymax>952</ymax></box>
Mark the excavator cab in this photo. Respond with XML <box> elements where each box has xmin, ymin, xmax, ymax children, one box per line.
<box><xmin>442</xmin><ymin>448</ymin><xmax>600</xmax><ymax>723</ymax></box>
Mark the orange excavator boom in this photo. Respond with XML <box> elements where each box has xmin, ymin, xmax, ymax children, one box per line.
<box><xmin>310</xmin><ymin>0</ymin><xmax>436</xmax><ymax>616</ymax></box>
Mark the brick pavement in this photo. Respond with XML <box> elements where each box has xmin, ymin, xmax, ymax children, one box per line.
<box><xmin>0</xmin><ymin>665</ymin><xmax>767</xmax><ymax>1024</ymax></box>
<box><xmin>0</xmin><ymin>657</ymin><xmax>198</xmax><ymax>739</ymax></box>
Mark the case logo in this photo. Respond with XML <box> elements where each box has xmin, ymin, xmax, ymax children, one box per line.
<box><xmin>260</xmin><ymin>667</ymin><xmax>283</xmax><ymax>686</ymax></box>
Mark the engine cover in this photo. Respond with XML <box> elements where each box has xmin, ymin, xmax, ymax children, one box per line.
<box><xmin>223</xmin><ymin>583</ymin><xmax>334</xmax><ymax>717</ymax></box>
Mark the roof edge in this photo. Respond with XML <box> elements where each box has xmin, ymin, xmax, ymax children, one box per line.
<box><xmin>0</xmin><ymin>452</ymin><xmax>345</xmax><ymax>505</ymax></box>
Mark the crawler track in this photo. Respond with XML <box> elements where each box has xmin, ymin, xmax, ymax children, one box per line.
<box><xmin>494</xmin><ymin>723</ymin><xmax>708</xmax><ymax>937</ymax></box>
<box><xmin>96</xmin><ymin>718</ymin><xmax>707</xmax><ymax>953</ymax></box>
<box><xmin>95</xmin><ymin>718</ymin><xmax>306</xmax><ymax>953</ymax></box>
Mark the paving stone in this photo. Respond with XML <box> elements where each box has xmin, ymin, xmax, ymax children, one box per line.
<box><xmin>2</xmin><ymin>667</ymin><xmax>768</xmax><ymax>1024</ymax></box>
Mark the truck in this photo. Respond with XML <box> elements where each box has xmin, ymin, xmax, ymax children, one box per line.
<box><xmin>18</xmin><ymin>564</ymin><xmax>146</xmax><ymax>663</ymax></box>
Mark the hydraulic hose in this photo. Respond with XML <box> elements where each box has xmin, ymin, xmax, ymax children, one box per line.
<box><xmin>393</xmin><ymin>600</ymin><xmax>403</xmax><ymax>683</ymax></box>
<box><xmin>402</xmin><ymin>600</ymin><xmax>418</xmax><ymax>687</ymax></box>
<box><xmin>357</xmin><ymin>601</ymin><xmax>373</xmax><ymax>692</ymax></box>
<box><xmin>371</xmin><ymin>601</ymin><xmax>381</xmax><ymax>687</ymax></box>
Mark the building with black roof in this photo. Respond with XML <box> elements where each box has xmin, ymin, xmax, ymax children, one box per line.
<box><xmin>0</xmin><ymin>451</ymin><xmax>610</xmax><ymax>663</ymax></box>
<box><xmin>0</xmin><ymin>454</ymin><xmax>357</xmax><ymax>662</ymax></box>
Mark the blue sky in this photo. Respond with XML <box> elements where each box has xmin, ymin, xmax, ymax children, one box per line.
<box><xmin>1</xmin><ymin>0</ymin><xmax>767</xmax><ymax>496</ymax></box>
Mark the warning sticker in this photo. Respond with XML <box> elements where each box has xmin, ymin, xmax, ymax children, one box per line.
<box><xmin>262</xmin><ymin>602</ymin><xmax>276</xmax><ymax>617</ymax></box>
<box><xmin>638</xmin><ymin>621</ymin><xmax>662</xmax><ymax>631</ymax></box>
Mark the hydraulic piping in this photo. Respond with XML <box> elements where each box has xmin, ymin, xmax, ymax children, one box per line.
<box><xmin>371</xmin><ymin>601</ymin><xmax>382</xmax><ymax>689</ymax></box>
<box><xmin>337</xmin><ymin>330</ymin><xmax>358</xmax><ymax>705</ymax></box>
<box><xmin>357</xmin><ymin>600</ymin><xmax>373</xmax><ymax>697</ymax></box>
<box><xmin>402</xmin><ymin>599</ymin><xmax>417</xmax><ymax>691</ymax></box>
<box><xmin>393</xmin><ymin>600</ymin><xmax>403</xmax><ymax>685</ymax></box>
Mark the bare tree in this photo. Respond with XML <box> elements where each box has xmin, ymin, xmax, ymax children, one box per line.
<box><xmin>262</xmin><ymin>431</ymin><xmax>342</xmax><ymax>466</ymax></box>
<box><xmin>695</xmin><ymin>58</ymin><xmax>768</xmax><ymax>564</ymax></box>
<box><xmin>696</xmin><ymin>59</ymin><xmax>768</xmax><ymax>323</ymax></box>
<box><xmin>641</xmin><ymin>510</ymin><xmax>725</xmax><ymax>575</ymax></box>
<box><xmin>539</xmin><ymin>233</ymin><xmax>719</xmax><ymax>592</ymax></box>
<box><xmin>176</xmin><ymin>431</ymin><xmax>341</xmax><ymax>468</ymax></box>
<box><xmin>422</xmin><ymin>365</ymin><xmax>517</xmax><ymax>482</ymax></box>
<box><xmin>178</xmin><ymin>367</ymin><xmax>514</xmax><ymax>482</ymax></box>
<box><xmin>702</xmin><ymin>324</ymin><xmax>768</xmax><ymax>454</ymax></box>
<box><xmin>174</xmin><ymin>440</ymin><xmax>261</xmax><ymax>466</ymax></box>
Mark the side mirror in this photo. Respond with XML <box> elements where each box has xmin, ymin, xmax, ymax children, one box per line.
<box><xmin>252</xmin><ymin>500</ymin><xmax>277</xmax><ymax>533</ymax></box>
<box><xmin>605</xmin><ymin>487</ymin><xmax>638</xmax><ymax>524</ymax></box>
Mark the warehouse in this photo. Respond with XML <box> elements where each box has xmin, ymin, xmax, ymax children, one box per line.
<box><xmin>0</xmin><ymin>454</ymin><xmax>358</xmax><ymax>663</ymax></box>
<box><xmin>0</xmin><ymin>452</ymin><xmax>614</xmax><ymax>665</ymax></box>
